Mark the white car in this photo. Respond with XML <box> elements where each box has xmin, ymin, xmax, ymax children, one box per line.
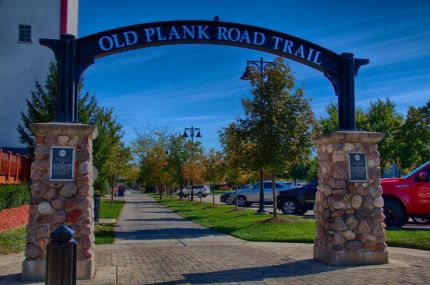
<box><xmin>177</xmin><ymin>185</ymin><xmax>211</xmax><ymax>197</ymax></box>
<box><xmin>226</xmin><ymin>181</ymin><xmax>295</xmax><ymax>207</ymax></box>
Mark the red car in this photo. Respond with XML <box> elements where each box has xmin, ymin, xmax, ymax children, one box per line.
<box><xmin>382</xmin><ymin>161</ymin><xmax>430</xmax><ymax>228</ymax></box>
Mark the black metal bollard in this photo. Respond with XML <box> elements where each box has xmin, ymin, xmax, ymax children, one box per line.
<box><xmin>46</xmin><ymin>225</ymin><xmax>77</xmax><ymax>285</ymax></box>
<box><xmin>94</xmin><ymin>191</ymin><xmax>101</xmax><ymax>224</ymax></box>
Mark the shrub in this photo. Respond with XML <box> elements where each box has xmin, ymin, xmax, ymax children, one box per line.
<box><xmin>0</xmin><ymin>184</ymin><xmax>30</xmax><ymax>211</ymax></box>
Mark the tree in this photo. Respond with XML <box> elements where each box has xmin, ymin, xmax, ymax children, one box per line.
<box><xmin>316</xmin><ymin>98</ymin><xmax>403</xmax><ymax>172</ymax></box>
<box><xmin>316</xmin><ymin>102</ymin><xmax>369</xmax><ymax>135</ymax></box>
<box><xmin>240</xmin><ymin>57</ymin><xmax>315</xmax><ymax>217</ymax></box>
<box><xmin>203</xmin><ymin>149</ymin><xmax>225</xmax><ymax>205</ymax></box>
<box><xmin>366</xmin><ymin>99</ymin><xmax>404</xmax><ymax>169</ymax></box>
<box><xmin>92</xmin><ymin>106</ymin><xmax>125</xmax><ymax>193</ymax></box>
<box><xmin>132</xmin><ymin>127</ymin><xmax>196</xmax><ymax>198</ymax></box>
<box><xmin>18</xmin><ymin>63</ymin><xmax>98</xmax><ymax>155</ymax></box>
<box><xmin>165</xmin><ymin>134</ymin><xmax>189</xmax><ymax>193</ymax></box>
<box><xmin>133</xmin><ymin>128</ymin><xmax>172</xmax><ymax>195</ymax></box>
<box><xmin>395</xmin><ymin>100</ymin><xmax>430</xmax><ymax>171</ymax></box>
<box><xmin>18</xmin><ymin>63</ymin><xmax>127</xmax><ymax>193</ymax></box>
<box><xmin>288</xmin><ymin>157</ymin><xmax>318</xmax><ymax>184</ymax></box>
<box><xmin>105</xmin><ymin>142</ymin><xmax>132</xmax><ymax>202</ymax></box>
<box><xmin>220</xmin><ymin>122</ymin><xmax>251</xmax><ymax>209</ymax></box>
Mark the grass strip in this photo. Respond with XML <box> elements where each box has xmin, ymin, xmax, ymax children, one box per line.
<box><xmin>94</xmin><ymin>199</ymin><xmax>125</xmax><ymax>244</ymax></box>
<box><xmin>0</xmin><ymin>198</ymin><xmax>126</xmax><ymax>255</ymax></box>
<box><xmin>151</xmin><ymin>194</ymin><xmax>430</xmax><ymax>250</ymax></box>
<box><xmin>0</xmin><ymin>226</ymin><xmax>26</xmax><ymax>255</ymax></box>
<box><xmin>99</xmin><ymin>199</ymin><xmax>125</xmax><ymax>219</ymax></box>
<box><xmin>151</xmin><ymin>193</ymin><xmax>315</xmax><ymax>243</ymax></box>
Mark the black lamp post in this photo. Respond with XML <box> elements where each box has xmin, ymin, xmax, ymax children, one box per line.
<box><xmin>241</xmin><ymin>57</ymin><xmax>274</xmax><ymax>215</ymax></box>
<box><xmin>183</xmin><ymin>126</ymin><xmax>202</xmax><ymax>201</ymax></box>
<box><xmin>240</xmin><ymin>57</ymin><xmax>275</xmax><ymax>80</ymax></box>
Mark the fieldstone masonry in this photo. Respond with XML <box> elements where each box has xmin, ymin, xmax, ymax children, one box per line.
<box><xmin>22</xmin><ymin>123</ymin><xmax>98</xmax><ymax>281</ymax></box>
<box><xmin>313</xmin><ymin>131</ymin><xmax>388</xmax><ymax>265</ymax></box>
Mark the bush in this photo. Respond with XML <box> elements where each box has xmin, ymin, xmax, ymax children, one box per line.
<box><xmin>0</xmin><ymin>184</ymin><xmax>30</xmax><ymax>211</ymax></box>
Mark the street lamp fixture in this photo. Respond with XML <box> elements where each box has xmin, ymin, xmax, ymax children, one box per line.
<box><xmin>183</xmin><ymin>126</ymin><xmax>202</xmax><ymax>201</ymax></box>
<box><xmin>240</xmin><ymin>57</ymin><xmax>275</xmax><ymax>80</ymax></box>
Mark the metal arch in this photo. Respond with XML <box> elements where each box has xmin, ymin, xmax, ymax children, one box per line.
<box><xmin>75</xmin><ymin>20</ymin><xmax>343</xmax><ymax>76</ymax></box>
<box><xmin>39</xmin><ymin>19</ymin><xmax>369</xmax><ymax>129</ymax></box>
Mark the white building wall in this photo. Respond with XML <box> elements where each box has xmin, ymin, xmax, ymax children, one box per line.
<box><xmin>0</xmin><ymin>0</ymin><xmax>79</xmax><ymax>149</ymax></box>
<box><xmin>67</xmin><ymin>0</ymin><xmax>79</xmax><ymax>36</ymax></box>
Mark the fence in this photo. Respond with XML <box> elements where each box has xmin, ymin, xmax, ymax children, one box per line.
<box><xmin>0</xmin><ymin>149</ymin><xmax>30</xmax><ymax>184</ymax></box>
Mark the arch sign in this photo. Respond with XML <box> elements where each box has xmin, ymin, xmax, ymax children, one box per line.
<box><xmin>40</xmin><ymin>20</ymin><xmax>369</xmax><ymax>129</ymax></box>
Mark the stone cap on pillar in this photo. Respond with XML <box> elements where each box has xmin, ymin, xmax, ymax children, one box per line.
<box><xmin>30</xmin><ymin>123</ymin><xmax>98</xmax><ymax>140</ymax></box>
<box><xmin>314</xmin><ymin>131</ymin><xmax>384</xmax><ymax>145</ymax></box>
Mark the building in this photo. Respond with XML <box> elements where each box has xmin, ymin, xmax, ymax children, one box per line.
<box><xmin>0</xmin><ymin>0</ymin><xmax>79</xmax><ymax>153</ymax></box>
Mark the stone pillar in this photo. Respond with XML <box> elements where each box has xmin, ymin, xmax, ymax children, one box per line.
<box><xmin>22</xmin><ymin>123</ymin><xmax>97</xmax><ymax>281</ymax></box>
<box><xmin>313</xmin><ymin>131</ymin><xmax>388</xmax><ymax>266</ymax></box>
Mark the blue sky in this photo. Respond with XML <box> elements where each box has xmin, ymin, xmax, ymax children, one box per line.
<box><xmin>79</xmin><ymin>0</ymin><xmax>430</xmax><ymax>150</ymax></box>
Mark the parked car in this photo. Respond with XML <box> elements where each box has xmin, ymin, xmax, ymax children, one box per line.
<box><xmin>276</xmin><ymin>180</ymin><xmax>318</xmax><ymax>215</ymax></box>
<box><xmin>223</xmin><ymin>181</ymin><xmax>295</xmax><ymax>207</ymax></box>
<box><xmin>381</xmin><ymin>160</ymin><xmax>430</xmax><ymax>228</ymax></box>
<box><xmin>220</xmin><ymin>191</ymin><xmax>233</xmax><ymax>204</ymax></box>
<box><xmin>177</xmin><ymin>185</ymin><xmax>211</xmax><ymax>197</ymax></box>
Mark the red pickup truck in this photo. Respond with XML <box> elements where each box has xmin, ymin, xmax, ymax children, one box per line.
<box><xmin>382</xmin><ymin>161</ymin><xmax>430</xmax><ymax>228</ymax></box>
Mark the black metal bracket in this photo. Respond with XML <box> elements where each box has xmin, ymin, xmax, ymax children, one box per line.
<box><xmin>40</xmin><ymin>34</ymin><xmax>78</xmax><ymax>123</ymax></box>
<box><xmin>324</xmin><ymin>53</ymin><xmax>369</xmax><ymax>130</ymax></box>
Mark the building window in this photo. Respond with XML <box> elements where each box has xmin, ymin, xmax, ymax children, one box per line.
<box><xmin>18</xmin><ymin>25</ymin><xmax>32</xmax><ymax>43</ymax></box>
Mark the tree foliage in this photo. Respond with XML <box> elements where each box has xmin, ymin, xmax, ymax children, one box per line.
<box><xmin>219</xmin><ymin>122</ymin><xmax>251</xmax><ymax>185</ymax></box>
<box><xmin>133</xmin><ymin>128</ymin><xmax>195</xmax><ymax>190</ymax></box>
<box><xmin>240</xmin><ymin>57</ymin><xmax>315</xmax><ymax>175</ymax></box>
<box><xmin>18</xmin><ymin>63</ymin><xmax>129</xmax><ymax>193</ymax></box>
<box><xmin>317</xmin><ymin>98</ymin><xmax>429</xmax><ymax>174</ymax></box>
<box><xmin>395</xmin><ymin>100</ymin><xmax>430</xmax><ymax>171</ymax></box>
<box><xmin>203</xmin><ymin>149</ymin><xmax>225</xmax><ymax>186</ymax></box>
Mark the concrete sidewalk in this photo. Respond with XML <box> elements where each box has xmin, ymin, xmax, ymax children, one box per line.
<box><xmin>113</xmin><ymin>191</ymin><xmax>243</xmax><ymax>246</ymax></box>
<box><xmin>1</xmin><ymin>191</ymin><xmax>429</xmax><ymax>284</ymax></box>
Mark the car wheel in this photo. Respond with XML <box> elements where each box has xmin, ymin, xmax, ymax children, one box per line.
<box><xmin>412</xmin><ymin>217</ymin><xmax>430</xmax><ymax>224</ymax></box>
<box><xmin>178</xmin><ymin>192</ymin><xmax>184</xmax><ymax>198</ymax></box>
<box><xmin>198</xmin><ymin>192</ymin><xmax>202</xmax><ymax>198</ymax></box>
<box><xmin>281</xmin><ymin>199</ymin><xmax>299</xmax><ymax>215</ymax></box>
<box><xmin>237</xmin><ymin>196</ymin><xmax>247</xmax><ymax>207</ymax></box>
<box><xmin>384</xmin><ymin>200</ymin><xmax>407</xmax><ymax>228</ymax></box>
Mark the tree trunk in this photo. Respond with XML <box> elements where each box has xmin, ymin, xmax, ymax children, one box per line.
<box><xmin>111</xmin><ymin>176</ymin><xmax>115</xmax><ymax>205</ymax></box>
<box><xmin>257</xmin><ymin>169</ymin><xmax>265</xmax><ymax>213</ymax></box>
<box><xmin>235</xmin><ymin>184</ymin><xmax>238</xmax><ymax>210</ymax></box>
<box><xmin>212</xmin><ymin>182</ymin><xmax>215</xmax><ymax>206</ymax></box>
<box><xmin>272</xmin><ymin>170</ymin><xmax>277</xmax><ymax>218</ymax></box>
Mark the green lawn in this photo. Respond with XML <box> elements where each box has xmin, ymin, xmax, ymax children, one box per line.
<box><xmin>386</xmin><ymin>229</ymin><xmax>430</xmax><ymax>251</ymax></box>
<box><xmin>151</xmin><ymin>194</ymin><xmax>430</xmax><ymax>250</ymax></box>
<box><xmin>99</xmin><ymin>199</ymin><xmax>125</xmax><ymax>219</ymax></box>
<box><xmin>0</xmin><ymin>199</ymin><xmax>125</xmax><ymax>255</ymax></box>
<box><xmin>94</xmin><ymin>199</ymin><xmax>125</xmax><ymax>244</ymax></box>
<box><xmin>0</xmin><ymin>227</ymin><xmax>26</xmax><ymax>255</ymax></box>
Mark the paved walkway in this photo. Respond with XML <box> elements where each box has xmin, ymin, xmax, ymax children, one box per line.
<box><xmin>1</xmin><ymin>191</ymin><xmax>430</xmax><ymax>284</ymax></box>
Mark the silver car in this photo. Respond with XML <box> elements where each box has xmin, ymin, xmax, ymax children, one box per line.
<box><xmin>227</xmin><ymin>181</ymin><xmax>295</xmax><ymax>207</ymax></box>
<box><xmin>177</xmin><ymin>185</ymin><xmax>211</xmax><ymax>197</ymax></box>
